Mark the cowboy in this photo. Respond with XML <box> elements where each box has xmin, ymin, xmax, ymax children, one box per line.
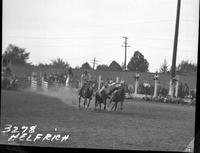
<box><xmin>80</xmin><ymin>71</ymin><xmax>91</xmax><ymax>87</ymax></box>
<box><xmin>79</xmin><ymin>70</ymin><xmax>92</xmax><ymax>93</ymax></box>
<box><xmin>110</xmin><ymin>80</ymin><xmax>125</xmax><ymax>94</ymax></box>
<box><xmin>98</xmin><ymin>81</ymin><xmax>109</xmax><ymax>96</ymax></box>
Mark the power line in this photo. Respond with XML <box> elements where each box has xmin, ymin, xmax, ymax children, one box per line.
<box><xmin>133</xmin><ymin>42</ymin><xmax>195</xmax><ymax>52</ymax></box>
<box><xmin>3</xmin><ymin>35</ymin><xmax>197</xmax><ymax>42</ymax></box>
<box><xmin>90</xmin><ymin>57</ymin><xmax>100</xmax><ymax>70</ymax></box>
<box><xmin>3</xmin><ymin>35</ymin><xmax>119</xmax><ymax>40</ymax></box>
<box><xmin>132</xmin><ymin>36</ymin><xmax>197</xmax><ymax>42</ymax></box>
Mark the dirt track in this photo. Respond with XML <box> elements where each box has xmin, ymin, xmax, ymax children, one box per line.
<box><xmin>1</xmin><ymin>89</ymin><xmax>195</xmax><ymax>151</ymax></box>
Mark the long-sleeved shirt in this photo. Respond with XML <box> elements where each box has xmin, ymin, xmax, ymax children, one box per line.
<box><xmin>80</xmin><ymin>73</ymin><xmax>91</xmax><ymax>87</ymax></box>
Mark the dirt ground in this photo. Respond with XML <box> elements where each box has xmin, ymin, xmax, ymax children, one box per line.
<box><xmin>1</xmin><ymin>89</ymin><xmax>195</xmax><ymax>152</ymax></box>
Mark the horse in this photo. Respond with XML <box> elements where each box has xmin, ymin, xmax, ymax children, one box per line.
<box><xmin>107</xmin><ymin>85</ymin><xmax>125</xmax><ymax>111</ymax></box>
<box><xmin>78</xmin><ymin>81</ymin><xmax>95</xmax><ymax>109</ymax></box>
<box><xmin>94</xmin><ymin>89</ymin><xmax>110</xmax><ymax>111</ymax></box>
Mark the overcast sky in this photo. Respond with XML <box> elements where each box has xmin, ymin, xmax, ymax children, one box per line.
<box><xmin>2</xmin><ymin>0</ymin><xmax>199</xmax><ymax>72</ymax></box>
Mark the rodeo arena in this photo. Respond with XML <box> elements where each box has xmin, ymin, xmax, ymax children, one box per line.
<box><xmin>1</xmin><ymin>62</ymin><xmax>197</xmax><ymax>152</ymax></box>
<box><xmin>2</xmin><ymin>64</ymin><xmax>196</xmax><ymax>105</ymax></box>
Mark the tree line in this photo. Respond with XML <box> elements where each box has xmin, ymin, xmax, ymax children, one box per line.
<box><xmin>2</xmin><ymin>44</ymin><xmax>197</xmax><ymax>73</ymax></box>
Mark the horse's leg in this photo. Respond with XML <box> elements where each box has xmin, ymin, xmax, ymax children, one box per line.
<box><xmin>109</xmin><ymin>99</ymin><xmax>112</xmax><ymax>110</ymax></box>
<box><xmin>99</xmin><ymin>102</ymin><xmax>102</xmax><ymax>111</ymax></box>
<box><xmin>111</xmin><ymin>102</ymin><xmax>115</xmax><ymax>111</ymax></box>
<box><xmin>83</xmin><ymin>98</ymin><xmax>86</xmax><ymax>108</ymax></box>
<box><xmin>120</xmin><ymin>100</ymin><xmax>124</xmax><ymax>111</ymax></box>
<box><xmin>114</xmin><ymin>102</ymin><xmax>118</xmax><ymax>111</ymax></box>
<box><xmin>87</xmin><ymin>98</ymin><xmax>91</xmax><ymax>109</ymax></box>
<box><xmin>78</xmin><ymin>96</ymin><xmax>81</xmax><ymax>109</ymax></box>
<box><xmin>85</xmin><ymin>99</ymin><xmax>88</xmax><ymax>109</ymax></box>
<box><xmin>103</xmin><ymin>100</ymin><xmax>106</xmax><ymax>110</ymax></box>
<box><xmin>94</xmin><ymin>98</ymin><xmax>97</xmax><ymax>110</ymax></box>
<box><xmin>108</xmin><ymin>98</ymin><xmax>112</xmax><ymax>108</ymax></box>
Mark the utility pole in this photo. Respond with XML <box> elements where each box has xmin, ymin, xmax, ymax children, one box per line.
<box><xmin>91</xmin><ymin>57</ymin><xmax>99</xmax><ymax>70</ymax></box>
<box><xmin>122</xmin><ymin>36</ymin><xmax>130</xmax><ymax>71</ymax></box>
<box><xmin>171</xmin><ymin>0</ymin><xmax>181</xmax><ymax>79</ymax></box>
<box><xmin>170</xmin><ymin>0</ymin><xmax>181</xmax><ymax>97</ymax></box>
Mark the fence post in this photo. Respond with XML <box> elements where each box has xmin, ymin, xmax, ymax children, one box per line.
<box><xmin>28</xmin><ymin>76</ymin><xmax>31</xmax><ymax>88</ymax></box>
<box><xmin>134</xmin><ymin>72</ymin><xmax>140</xmax><ymax>95</ymax></box>
<box><xmin>168</xmin><ymin>79</ymin><xmax>173</xmax><ymax>96</ymax></box>
<box><xmin>41</xmin><ymin>77</ymin><xmax>48</xmax><ymax>91</ymax></box>
<box><xmin>175</xmin><ymin>75</ymin><xmax>180</xmax><ymax>97</ymax></box>
<box><xmin>31</xmin><ymin>79</ymin><xmax>37</xmax><ymax>90</ymax></box>
<box><xmin>153</xmin><ymin>72</ymin><xmax>159</xmax><ymax>98</ymax></box>
<box><xmin>98</xmin><ymin>75</ymin><xmax>101</xmax><ymax>90</ymax></box>
<box><xmin>31</xmin><ymin>72</ymin><xmax>37</xmax><ymax>90</ymax></box>
<box><xmin>116</xmin><ymin>76</ymin><xmax>119</xmax><ymax>83</ymax></box>
<box><xmin>66</xmin><ymin>75</ymin><xmax>69</xmax><ymax>87</ymax></box>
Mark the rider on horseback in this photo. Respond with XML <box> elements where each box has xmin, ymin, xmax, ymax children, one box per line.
<box><xmin>112</xmin><ymin>81</ymin><xmax>124</xmax><ymax>94</ymax></box>
<box><xmin>98</xmin><ymin>81</ymin><xmax>109</xmax><ymax>96</ymax></box>
<box><xmin>79</xmin><ymin>70</ymin><xmax>92</xmax><ymax>94</ymax></box>
<box><xmin>98</xmin><ymin>80</ymin><xmax>125</xmax><ymax>97</ymax></box>
<box><xmin>107</xmin><ymin>80</ymin><xmax>126</xmax><ymax>111</ymax></box>
<box><xmin>106</xmin><ymin>80</ymin><xmax>123</xmax><ymax>95</ymax></box>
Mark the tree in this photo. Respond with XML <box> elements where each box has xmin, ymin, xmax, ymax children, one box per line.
<box><xmin>96</xmin><ymin>64</ymin><xmax>110</xmax><ymax>71</ymax></box>
<box><xmin>50</xmin><ymin>58</ymin><xmax>70</xmax><ymax>68</ymax></box>
<box><xmin>2</xmin><ymin>44</ymin><xmax>31</xmax><ymax>65</ymax></box>
<box><xmin>109</xmin><ymin>61</ymin><xmax>122</xmax><ymax>71</ymax></box>
<box><xmin>75</xmin><ymin>65</ymin><xmax>80</xmax><ymax>69</ymax></box>
<box><xmin>159</xmin><ymin>59</ymin><xmax>169</xmax><ymax>73</ymax></box>
<box><xmin>81</xmin><ymin>62</ymin><xmax>92</xmax><ymax>70</ymax></box>
<box><xmin>38</xmin><ymin>63</ymin><xmax>49</xmax><ymax>67</ymax></box>
<box><xmin>177</xmin><ymin>60</ymin><xmax>197</xmax><ymax>73</ymax></box>
<box><xmin>127</xmin><ymin>51</ymin><xmax>149</xmax><ymax>72</ymax></box>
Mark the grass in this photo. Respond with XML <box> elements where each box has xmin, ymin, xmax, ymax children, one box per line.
<box><xmin>1</xmin><ymin>89</ymin><xmax>195</xmax><ymax>151</ymax></box>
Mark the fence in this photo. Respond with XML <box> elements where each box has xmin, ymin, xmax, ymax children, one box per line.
<box><xmin>31</xmin><ymin>80</ymin><xmax>37</xmax><ymax>90</ymax></box>
<box><xmin>17</xmin><ymin>77</ymin><xmax>31</xmax><ymax>89</ymax></box>
<box><xmin>41</xmin><ymin>80</ymin><xmax>48</xmax><ymax>91</ymax></box>
<box><xmin>14</xmin><ymin>74</ymin><xmax>196</xmax><ymax>104</ymax></box>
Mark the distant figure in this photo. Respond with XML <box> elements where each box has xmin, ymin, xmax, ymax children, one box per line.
<box><xmin>4</xmin><ymin>67</ymin><xmax>12</xmax><ymax>77</ymax></box>
<box><xmin>68</xmin><ymin>67</ymin><xmax>73</xmax><ymax>76</ymax></box>
<box><xmin>31</xmin><ymin>71</ymin><xmax>37</xmax><ymax>81</ymax></box>
<box><xmin>43</xmin><ymin>73</ymin><xmax>47</xmax><ymax>81</ymax></box>
<box><xmin>66</xmin><ymin>67</ymin><xmax>73</xmax><ymax>86</ymax></box>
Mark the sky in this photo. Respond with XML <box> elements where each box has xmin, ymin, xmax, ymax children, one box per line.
<box><xmin>2</xmin><ymin>0</ymin><xmax>199</xmax><ymax>72</ymax></box>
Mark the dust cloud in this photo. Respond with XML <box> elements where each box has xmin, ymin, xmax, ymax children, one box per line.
<box><xmin>39</xmin><ymin>87</ymin><xmax>79</xmax><ymax>107</ymax></box>
<box><xmin>29</xmin><ymin>86</ymin><xmax>99</xmax><ymax>109</ymax></box>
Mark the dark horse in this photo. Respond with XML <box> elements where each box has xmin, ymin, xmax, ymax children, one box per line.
<box><xmin>78</xmin><ymin>81</ymin><xmax>95</xmax><ymax>109</ymax></box>
<box><xmin>95</xmin><ymin>90</ymin><xmax>110</xmax><ymax>111</ymax></box>
<box><xmin>108</xmin><ymin>85</ymin><xmax>125</xmax><ymax>111</ymax></box>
